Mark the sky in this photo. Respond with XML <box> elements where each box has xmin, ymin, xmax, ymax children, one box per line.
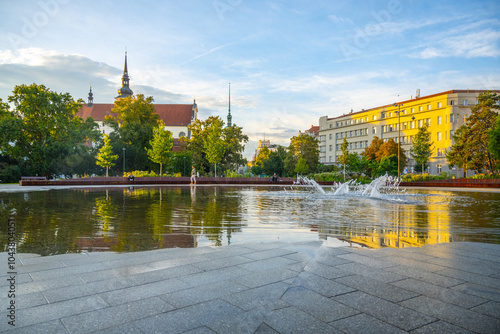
<box><xmin>1</xmin><ymin>0</ymin><xmax>500</xmax><ymax>159</ymax></box>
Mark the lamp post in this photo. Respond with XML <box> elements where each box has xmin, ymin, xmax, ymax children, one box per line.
<box><xmin>183</xmin><ymin>156</ymin><xmax>186</xmax><ymax>176</ymax></box>
<box><xmin>122</xmin><ymin>147</ymin><xmax>126</xmax><ymax>174</ymax></box>
<box><xmin>394</xmin><ymin>103</ymin><xmax>402</xmax><ymax>181</ymax></box>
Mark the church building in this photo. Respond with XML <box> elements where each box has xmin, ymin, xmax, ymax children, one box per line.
<box><xmin>77</xmin><ymin>53</ymin><xmax>198</xmax><ymax>145</ymax></box>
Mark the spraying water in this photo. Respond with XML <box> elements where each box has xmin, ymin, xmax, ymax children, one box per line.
<box><xmin>291</xmin><ymin>174</ymin><xmax>404</xmax><ymax>199</ymax></box>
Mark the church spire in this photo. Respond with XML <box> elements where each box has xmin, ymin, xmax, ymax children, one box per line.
<box><xmin>116</xmin><ymin>51</ymin><xmax>133</xmax><ymax>99</ymax></box>
<box><xmin>227</xmin><ymin>83</ymin><xmax>232</xmax><ymax>127</ymax></box>
<box><xmin>87</xmin><ymin>85</ymin><xmax>94</xmax><ymax>106</ymax></box>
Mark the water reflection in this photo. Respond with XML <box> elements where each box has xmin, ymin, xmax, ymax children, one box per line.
<box><xmin>1</xmin><ymin>187</ymin><xmax>499</xmax><ymax>255</ymax></box>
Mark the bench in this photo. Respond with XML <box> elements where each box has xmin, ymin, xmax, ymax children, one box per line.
<box><xmin>21</xmin><ymin>176</ymin><xmax>47</xmax><ymax>180</ymax></box>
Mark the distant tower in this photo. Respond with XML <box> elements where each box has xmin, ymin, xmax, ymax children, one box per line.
<box><xmin>116</xmin><ymin>52</ymin><xmax>133</xmax><ymax>99</ymax></box>
<box><xmin>87</xmin><ymin>86</ymin><xmax>94</xmax><ymax>106</ymax></box>
<box><xmin>227</xmin><ymin>83</ymin><xmax>232</xmax><ymax>127</ymax></box>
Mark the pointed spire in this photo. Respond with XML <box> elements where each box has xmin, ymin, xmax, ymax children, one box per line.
<box><xmin>227</xmin><ymin>83</ymin><xmax>232</xmax><ymax>127</ymax></box>
<box><xmin>116</xmin><ymin>51</ymin><xmax>133</xmax><ymax>99</ymax></box>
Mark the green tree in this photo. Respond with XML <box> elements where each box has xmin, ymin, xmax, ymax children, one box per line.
<box><xmin>294</xmin><ymin>155</ymin><xmax>309</xmax><ymax>175</ymax></box>
<box><xmin>411</xmin><ymin>126</ymin><xmax>433</xmax><ymax>175</ymax></box>
<box><xmin>361</xmin><ymin>136</ymin><xmax>384</xmax><ymax>177</ymax></box>
<box><xmin>186</xmin><ymin>116</ymin><xmax>219</xmax><ymax>175</ymax></box>
<box><xmin>377</xmin><ymin>139</ymin><xmax>407</xmax><ymax>174</ymax></box>
<box><xmin>2</xmin><ymin>84</ymin><xmax>100</xmax><ymax>177</ymax></box>
<box><xmin>146</xmin><ymin>121</ymin><xmax>173</xmax><ymax>175</ymax></box>
<box><xmin>285</xmin><ymin>132</ymin><xmax>319</xmax><ymax>176</ymax></box>
<box><xmin>488</xmin><ymin>114</ymin><xmax>500</xmax><ymax>171</ymax></box>
<box><xmin>112</xmin><ymin>94</ymin><xmax>160</xmax><ymax>172</ymax></box>
<box><xmin>338</xmin><ymin>137</ymin><xmax>349</xmax><ymax>181</ymax></box>
<box><xmin>220</xmin><ymin>124</ymin><xmax>249</xmax><ymax>173</ymax></box>
<box><xmin>263</xmin><ymin>146</ymin><xmax>287</xmax><ymax>176</ymax></box>
<box><xmin>447</xmin><ymin>91</ymin><xmax>499</xmax><ymax>173</ymax></box>
<box><xmin>96</xmin><ymin>134</ymin><xmax>119</xmax><ymax>177</ymax></box>
<box><xmin>376</xmin><ymin>154</ymin><xmax>398</xmax><ymax>176</ymax></box>
<box><xmin>203</xmin><ymin>117</ymin><xmax>226</xmax><ymax>177</ymax></box>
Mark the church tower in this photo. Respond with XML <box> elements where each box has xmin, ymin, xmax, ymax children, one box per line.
<box><xmin>116</xmin><ymin>52</ymin><xmax>133</xmax><ymax>99</ymax></box>
<box><xmin>227</xmin><ymin>83</ymin><xmax>232</xmax><ymax>127</ymax></box>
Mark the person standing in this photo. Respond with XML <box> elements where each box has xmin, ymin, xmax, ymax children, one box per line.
<box><xmin>190</xmin><ymin>166</ymin><xmax>196</xmax><ymax>185</ymax></box>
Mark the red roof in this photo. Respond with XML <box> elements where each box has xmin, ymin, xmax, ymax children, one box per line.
<box><xmin>76</xmin><ymin>103</ymin><xmax>194</xmax><ymax>127</ymax></box>
<box><xmin>306</xmin><ymin>126</ymin><xmax>320</xmax><ymax>136</ymax></box>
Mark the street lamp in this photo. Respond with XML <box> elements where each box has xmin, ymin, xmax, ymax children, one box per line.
<box><xmin>394</xmin><ymin>103</ymin><xmax>402</xmax><ymax>181</ymax></box>
<box><xmin>122</xmin><ymin>147</ymin><xmax>126</xmax><ymax>174</ymax></box>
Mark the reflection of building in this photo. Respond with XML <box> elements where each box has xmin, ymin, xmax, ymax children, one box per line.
<box><xmin>316</xmin><ymin>203</ymin><xmax>453</xmax><ymax>249</ymax></box>
<box><xmin>318</xmin><ymin>89</ymin><xmax>500</xmax><ymax>175</ymax></box>
<box><xmin>76</xmin><ymin>53</ymin><xmax>198</xmax><ymax>143</ymax></box>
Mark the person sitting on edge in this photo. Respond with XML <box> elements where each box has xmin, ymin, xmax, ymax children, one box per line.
<box><xmin>272</xmin><ymin>173</ymin><xmax>278</xmax><ymax>183</ymax></box>
<box><xmin>128</xmin><ymin>173</ymin><xmax>134</xmax><ymax>181</ymax></box>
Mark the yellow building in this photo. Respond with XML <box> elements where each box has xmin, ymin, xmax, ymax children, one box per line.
<box><xmin>319</xmin><ymin>89</ymin><xmax>500</xmax><ymax>176</ymax></box>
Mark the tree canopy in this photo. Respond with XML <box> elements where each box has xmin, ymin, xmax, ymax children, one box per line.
<box><xmin>411</xmin><ymin>125</ymin><xmax>433</xmax><ymax>174</ymax></box>
<box><xmin>285</xmin><ymin>133</ymin><xmax>319</xmax><ymax>175</ymax></box>
<box><xmin>447</xmin><ymin>91</ymin><xmax>499</xmax><ymax>173</ymax></box>
<box><xmin>96</xmin><ymin>134</ymin><xmax>118</xmax><ymax>177</ymax></box>
<box><xmin>187</xmin><ymin>116</ymin><xmax>247</xmax><ymax>176</ymax></box>
<box><xmin>146</xmin><ymin>121</ymin><xmax>173</xmax><ymax>175</ymax></box>
<box><xmin>203</xmin><ymin>117</ymin><xmax>226</xmax><ymax>176</ymax></box>
<box><xmin>0</xmin><ymin>83</ymin><xmax>100</xmax><ymax>178</ymax></box>
<box><xmin>110</xmin><ymin>94</ymin><xmax>160</xmax><ymax>172</ymax></box>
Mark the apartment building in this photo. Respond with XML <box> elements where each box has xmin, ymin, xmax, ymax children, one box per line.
<box><xmin>318</xmin><ymin>90</ymin><xmax>499</xmax><ymax>175</ymax></box>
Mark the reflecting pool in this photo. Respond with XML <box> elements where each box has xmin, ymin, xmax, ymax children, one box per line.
<box><xmin>1</xmin><ymin>185</ymin><xmax>500</xmax><ymax>255</ymax></box>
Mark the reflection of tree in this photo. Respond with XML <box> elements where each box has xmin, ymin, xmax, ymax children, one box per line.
<box><xmin>188</xmin><ymin>187</ymin><xmax>243</xmax><ymax>246</ymax></box>
<box><xmin>0</xmin><ymin>191</ymin><xmax>96</xmax><ymax>255</ymax></box>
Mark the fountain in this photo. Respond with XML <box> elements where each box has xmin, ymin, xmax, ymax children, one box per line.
<box><xmin>291</xmin><ymin>174</ymin><xmax>404</xmax><ymax>199</ymax></box>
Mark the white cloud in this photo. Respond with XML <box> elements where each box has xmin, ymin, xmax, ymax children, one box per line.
<box><xmin>328</xmin><ymin>14</ymin><xmax>353</xmax><ymax>25</ymax></box>
<box><xmin>412</xmin><ymin>29</ymin><xmax>500</xmax><ymax>59</ymax></box>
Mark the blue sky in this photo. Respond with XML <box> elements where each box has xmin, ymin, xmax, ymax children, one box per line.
<box><xmin>1</xmin><ymin>0</ymin><xmax>499</xmax><ymax>159</ymax></box>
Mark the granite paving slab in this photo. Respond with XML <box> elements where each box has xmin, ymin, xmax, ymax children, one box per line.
<box><xmin>1</xmin><ymin>241</ymin><xmax>499</xmax><ymax>333</ymax></box>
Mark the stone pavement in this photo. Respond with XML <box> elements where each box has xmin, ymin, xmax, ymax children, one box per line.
<box><xmin>1</xmin><ymin>241</ymin><xmax>499</xmax><ymax>333</ymax></box>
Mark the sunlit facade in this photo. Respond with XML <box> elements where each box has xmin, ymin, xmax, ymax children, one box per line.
<box><xmin>319</xmin><ymin>89</ymin><xmax>500</xmax><ymax>176</ymax></box>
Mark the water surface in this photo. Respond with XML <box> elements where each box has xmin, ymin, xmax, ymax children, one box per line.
<box><xmin>1</xmin><ymin>186</ymin><xmax>499</xmax><ymax>255</ymax></box>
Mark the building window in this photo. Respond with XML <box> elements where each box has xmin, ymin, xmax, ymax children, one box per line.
<box><xmin>419</xmin><ymin>106</ymin><xmax>423</xmax><ymax>111</ymax></box>
<box><xmin>329</xmin><ymin>134</ymin><xmax>332</xmax><ymax>140</ymax></box>
<box><xmin>463</xmin><ymin>99</ymin><xmax>468</xmax><ymax>106</ymax></box>
<box><xmin>450</xmin><ymin>114</ymin><xmax>455</xmax><ymax>123</ymax></box>
<box><xmin>329</xmin><ymin>145</ymin><xmax>332</xmax><ymax>152</ymax></box>
<box><xmin>329</xmin><ymin>124</ymin><xmax>333</xmax><ymax>129</ymax></box>
<box><xmin>418</xmin><ymin>119</ymin><xmax>423</xmax><ymax>128</ymax></box>
<box><xmin>450</xmin><ymin>100</ymin><xmax>455</xmax><ymax>105</ymax></box>
<box><xmin>427</xmin><ymin>104</ymin><xmax>431</xmax><ymax>110</ymax></box>
<box><xmin>373</xmin><ymin>115</ymin><xmax>377</xmax><ymax>120</ymax></box>
<box><xmin>437</xmin><ymin>102</ymin><xmax>442</xmax><ymax>108</ymax></box>
<box><xmin>372</xmin><ymin>127</ymin><xmax>377</xmax><ymax>134</ymax></box>
<box><xmin>329</xmin><ymin>156</ymin><xmax>332</xmax><ymax>163</ymax></box>
<box><xmin>179</xmin><ymin>132</ymin><xmax>186</xmax><ymax>137</ymax></box>
<box><xmin>450</xmin><ymin>130</ymin><xmax>454</xmax><ymax>139</ymax></box>
<box><xmin>411</xmin><ymin>108</ymin><xmax>414</xmax><ymax>113</ymax></box>
<box><xmin>426</xmin><ymin>118</ymin><xmax>431</xmax><ymax>126</ymax></box>
<box><xmin>437</xmin><ymin>132</ymin><xmax>442</xmax><ymax>141</ymax></box>
<box><xmin>437</xmin><ymin>164</ymin><xmax>442</xmax><ymax>173</ymax></box>
<box><xmin>437</xmin><ymin>116</ymin><xmax>442</xmax><ymax>125</ymax></box>
<box><xmin>463</xmin><ymin>114</ymin><xmax>467</xmax><ymax>123</ymax></box>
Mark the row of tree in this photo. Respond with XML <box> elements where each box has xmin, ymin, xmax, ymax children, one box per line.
<box><xmin>0</xmin><ymin>84</ymin><xmax>249</xmax><ymax>182</ymax></box>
